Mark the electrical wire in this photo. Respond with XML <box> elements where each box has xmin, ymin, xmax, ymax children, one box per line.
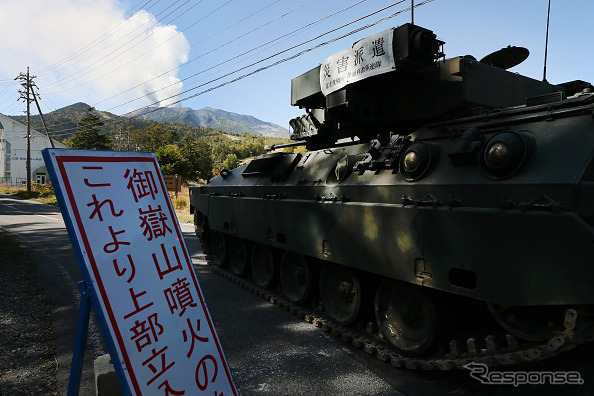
<box><xmin>0</xmin><ymin>93</ymin><xmax>22</xmax><ymax>115</ymax></box>
<box><xmin>38</xmin><ymin>0</ymin><xmax>184</xmax><ymax>80</ymax></box>
<box><xmin>49</xmin><ymin>0</ymin><xmax>434</xmax><ymax>137</ymax></box>
<box><xmin>45</xmin><ymin>0</ymin><xmax>407</xmax><ymax>134</ymax></box>
<box><xmin>90</xmin><ymin>0</ymin><xmax>339</xmax><ymax>107</ymax></box>
<box><xmin>36</xmin><ymin>0</ymin><xmax>325</xmax><ymax>129</ymax></box>
<box><xmin>35</xmin><ymin>88</ymin><xmax>61</xmax><ymax>114</ymax></box>
<box><xmin>0</xmin><ymin>81</ymin><xmax>17</xmax><ymax>102</ymax></box>
<box><xmin>42</xmin><ymin>0</ymin><xmax>211</xmax><ymax>87</ymax></box>
<box><xmin>149</xmin><ymin>0</ymin><xmax>428</xmax><ymax>111</ymax></box>
<box><xmin>36</xmin><ymin>0</ymin><xmax>160</xmax><ymax>75</ymax></box>
<box><xmin>88</xmin><ymin>0</ymin><xmax>292</xmax><ymax>104</ymax></box>
<box><xmin>109</xmin><ymin>0</ymin><xmax>405</xmax><ymax>113</ymax></box>
<box><xmin>41</xmin><ymin>0</ymin><xmax>367</xmax><ymax>129</ymax></box>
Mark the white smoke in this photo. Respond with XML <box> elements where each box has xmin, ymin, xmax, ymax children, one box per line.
<box><xmin>0</xmin><ymin>0</ymin><xmax>190</xmax><ymax>114</ymax></box>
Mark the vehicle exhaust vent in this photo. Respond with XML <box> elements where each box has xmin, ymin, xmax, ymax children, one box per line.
<box><xmin>526</xmin><ymin>91</ymin><xmax>565</xmax><ymax>107</ymax></box>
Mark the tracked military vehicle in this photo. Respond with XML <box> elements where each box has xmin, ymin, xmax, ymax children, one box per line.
<box><xmin>189</xmin><ymin>23</ymin><xmax>594</xmax><ymax>369</ymax></box>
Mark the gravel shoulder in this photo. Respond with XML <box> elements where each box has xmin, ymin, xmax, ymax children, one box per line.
<box><xmin>0</xmin><ymin>233</ymin><xmax>59</xmax><ymax>396</ymax></box>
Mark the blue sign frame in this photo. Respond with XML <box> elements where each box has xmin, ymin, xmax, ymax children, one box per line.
<box><xmin>43</xmin><ymin>148</ymin><xmax>132</xmax><ymax>396</ymax></box>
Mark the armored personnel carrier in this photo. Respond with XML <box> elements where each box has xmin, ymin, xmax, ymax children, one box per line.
<box><xmin>189</xmin><ymin>23</ymin><xmax>594</xmax><ymax>369</ymax></box>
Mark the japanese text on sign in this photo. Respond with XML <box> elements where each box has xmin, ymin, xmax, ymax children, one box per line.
<box><xmin>319</xmin><ymin>28</ymin><xmax>395</xmax><ymax>96</ymax></box>
<box><xmin>44</xmin><ymin>150</ymin><xmax>236</xmax><ymax>396</ymax></box>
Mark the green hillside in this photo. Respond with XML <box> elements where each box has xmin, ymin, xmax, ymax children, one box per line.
<box><xmin>8</xmin><ymin>102</ymin><xmax>292</xmax><ymax>181</ymax></box>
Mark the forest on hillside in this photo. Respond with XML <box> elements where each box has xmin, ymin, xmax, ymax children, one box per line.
<box><xmin>13</xmin><ymin>106</ymin><xmax>294</xmax><ymax>181</ymax></box>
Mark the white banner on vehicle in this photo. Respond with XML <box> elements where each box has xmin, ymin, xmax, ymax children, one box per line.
<box><xmin>319</xmin><ymin>28</ymin><xmax>395</xmax><ymax>96</ymax></box>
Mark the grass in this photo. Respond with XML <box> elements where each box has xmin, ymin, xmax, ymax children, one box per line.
<box><xmin>168</xmin><ymin>185</ymin><xmax>194</xmax><ymax>224</ymax></box>
<box><xmin>1</xmin><ymin>183</ymin><xmax>195</xmax><ymax>224</ymax></box>
<box><xmin>0</xmin><ymin>185</ymin><xmax>58</xmax><ymax>206</ymax></box>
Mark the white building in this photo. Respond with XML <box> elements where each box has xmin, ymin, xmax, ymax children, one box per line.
<box><xmin>0</xmin><ymin>113</ymin><xmax>66</xmax><ymax>185</ymax></box>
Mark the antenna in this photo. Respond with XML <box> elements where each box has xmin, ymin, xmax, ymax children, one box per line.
<box><xmin>411</xmin><ymin>0</ymin><xmax>414</xmax><ymax>25</ymax></box>
<box><xmin>543</xmin><ymin>0</ymin><xmax>551</xmax><ymax>83</ymax></box>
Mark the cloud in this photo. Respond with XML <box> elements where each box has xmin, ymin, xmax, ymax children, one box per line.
<box><xmin>0</xmin><ymin>0</ymin><xmax>190</xmax><ymax>113</ymax></box>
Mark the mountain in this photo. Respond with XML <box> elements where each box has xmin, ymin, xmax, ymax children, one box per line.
<box><xmin>8</xmin><ymin>102</ymin><xmax>120</xmax><ymax>137</ymax></box>
<box><xmin>56</xmin><ymin>102</ymin><xmax>120</xmax><ymax>120</ymax></box>
<box><xmin>7</xmin><ymin>102</ymin><xmax>289</xmax><ymax>141</ymax></box>
<box><xmin>126</xmin><ymin>106</ymin><xmax>289</xmax><ymax>138</ymax></box>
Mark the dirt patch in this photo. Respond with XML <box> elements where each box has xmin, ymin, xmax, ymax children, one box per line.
<box><xmin>223</xmin><ymin>133</ymin><xmax>243</xmax><ymax>141</ymax></box>
<box><xmin>0</xmin><ymin>233</ymin><xmax>59</xmax><ymax>396</ymax></box>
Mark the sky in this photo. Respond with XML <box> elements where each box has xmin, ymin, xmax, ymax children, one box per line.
<box><xmin>0</xmin><ymin>0</ymin><xmax>592</xmax><ymax>136</ymax></box>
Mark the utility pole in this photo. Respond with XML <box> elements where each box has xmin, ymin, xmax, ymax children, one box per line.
<box><xmin>30</xmin><ymin>85</ymin><xmax>55</xmax><ymax>148</ymax></box>
<box><xmin>117</xmin><ymin>127</ymin><xmax>123</xmax><ymax>150</ymax></box>
<box><xmin>16</xmin><ymin>67</ymin><xmax>34</xmax><ymax>193</ymax></box>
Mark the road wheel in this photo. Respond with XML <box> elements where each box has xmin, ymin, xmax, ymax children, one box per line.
<box><xmin>280</xmin><ymin>252</ymin><xmax>314</xmax><ymax>305</ymax></box>
<box><xmin>319</xmin><ymin>263</ymin><xmax>362</xmax><ymax>325</ymax></box>
<box><xmin>193</xmin><ymin>211</ymin><xmax>206</xmax><ymax>238</ymax></box>
<box><xmin>210</xmin><ymin>231</ymin><xmax>228</xmax><ymax>267</ymax></box>
<box><xmin>251</xmin><ymin>244</ymin><xmax>277</xmax><ymax>289</ymax></box>
<box><xmin>487</xmin><ymin>303</ymin><xmax>566</xmax><ymax>342</ymax></box>
<box><xmin>375</xmin><ymin>279</ymin><xmax>438</xmax><ymax>357</ymax></box>
<box><xmin>229</xmin><ymin>237</ymin><xmax>250</xmax><ymax>277</ymax></box>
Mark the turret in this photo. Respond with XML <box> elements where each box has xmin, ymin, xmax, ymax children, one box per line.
<box><xmin>289</xmin><ymin>24</ymin><xmax>562</xmax><ymax>150</ymax></box>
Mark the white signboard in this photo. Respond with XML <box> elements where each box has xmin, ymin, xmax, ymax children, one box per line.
<box><xmin>43</xmin><ymin>149</ymin><xmax>237</xmax><ymax>396</ymax></box>
<box><xmin>319</xmin><ymin>28</ymin><xmax>395</xmax><ymax>96</ymax></box>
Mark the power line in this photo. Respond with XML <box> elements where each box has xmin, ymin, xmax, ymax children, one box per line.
<box><xmin>33</xmin><ymin>81</ymin><xmax>62</xmax><ymax>112</ymax></box>
<box><xmin>40</xmin><ymin>0</ymin><xmax>185</xmax><ymax>80</ymax></box>
<box><xmin>0</xmin><ymin>0</ymin><xmax>161</xmax><ymax>87</ymax></box>
<box><xmin>38</xmin><ymin>99</ymin><xmax>55</xmax><ymax>115</ymax></box>
<box><xmin>38</xmin><ymin>0</ymin><xmax>326</xmax><ymax>129</ymax></box>
<box><xmin>50</xmin><ymin>0</ymin><xmax>410</xmax><ymax>134</ymax></box>
<box><xmin>91</xmin><ymin>0</ymin><xmax>322</xmax><ymax>107</ymax></box>
<box><xmin>1</xmin><ymin>93</ymin><xmax>22</xmax><ymax>114</ymax></box>
<box><xmin>0</xmin><ymin>81</ymin><xmax>17</xmax><ymax>102</ymax></box>
<box><xmin>36</xmin><ymin>0</ymin><xmax>160</xmax><ymax>75</ymax></box>
<box><xmin>154</xmin><ymin>0</ymin><xmax>428</xmax><ymax>110</ymax></box>
<box><xmin>42</xmin><ymin>0</ymin><xmax>210</xmax><ymax>88</ymax></box>
<box><xmin>109</xmin><ymin>0</ymin><xmax>406</xmax><ymax>113</ymax></box>
<box><xmin>50</xmin><ymin>0</ymin><xmax>434</xmax><ymax>137</ymax></box>
<box><xmin>30</xmin><ymin>85</ymin><xmax>55</xmax><ymax>148</ymax></box>
<box><xmin>47</xmin><ymin>0</ymin><xmax>366</xmax><ymax>128</ymax></box>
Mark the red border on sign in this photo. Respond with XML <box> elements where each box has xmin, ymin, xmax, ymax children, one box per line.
<box><xmin>56</xmin><ymin>155</ymin><xmax>236</xmax><ymax>395</ymax></box>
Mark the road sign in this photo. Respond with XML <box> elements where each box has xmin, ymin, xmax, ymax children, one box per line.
<box><xmin>43</xmin><ymin>149</ymin><xmax>237</xmax><ymax>396</ymax></box>
<box><xmin>163</xmin><ymin>174</ymin><xmax>181</xmax><ymax>199</ymax></box>
<box><xmin>163</xmin><ymin>174</ymin><xmax>181</xmax><ymax>192</ymax></box>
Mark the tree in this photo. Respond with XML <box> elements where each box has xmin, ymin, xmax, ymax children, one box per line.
<box><xmin>68</xmin><ymin>107</ymin><xmax>111</xmax><ymax>150</ymax></box>
<box><xmin>131</xmin><ymin>124</ymin><xmax>178</xmax><ymax>152</ymax></box>
<box><xmin>222</xmin><ymin>153</ymin><xmax>240</xmax><ymax>170</ymax></box>
<box><xmin>179</xmin><ymin>136</ymin><xmax>213</xmax><ymax>180</ymax></box>
<box><xmin>212</xmin><ymin>142</ymin><xmax>231</xmax><ymax>164</ymax></box>
<box><xmin>156</xmin><ymin>145</ymin><xmax>191</xmax><ymax>177</ymax></box>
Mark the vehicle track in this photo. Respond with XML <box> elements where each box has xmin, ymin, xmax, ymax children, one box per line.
<box><xmin>199</xmin><ymin>232</ymin><xmax>594</xmax><ymax>371</ymax></box>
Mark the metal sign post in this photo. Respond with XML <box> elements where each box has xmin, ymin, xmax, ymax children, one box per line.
<box><xmin>67</xmin><ymin>281</ymin><xmax>109</xmax><ymax>396</ymax></box>
<box><xmin>43</xmin><ymin>149</ymin><xmax>237</xmax><ymax>396</ymax></box>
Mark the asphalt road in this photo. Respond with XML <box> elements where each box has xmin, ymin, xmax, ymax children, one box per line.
<box><xmin>1</xmin><ymin>192</ymin><xmax>594</xmax><ymax>395</ymax></box>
